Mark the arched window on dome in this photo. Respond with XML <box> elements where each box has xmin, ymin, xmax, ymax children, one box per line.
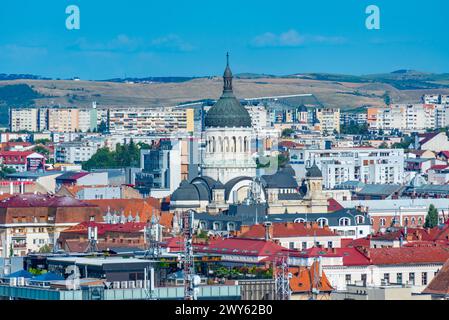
<box><xmin>232</xmin><ymin>136</ymin><xmax>237</xmax><ymax>153</ymax></box>
<box><xmin>224</xmin><ymin>137</ymin><xmax>229</xmax><ymax>153</ymax></box>
<box><xmin>294</xmin><ymin>218</ymin><xmax>306</xmax><ymax>223</ymax></box>
<box><xmin>244</xmin><ymin>137</ymin><xmax>248</xmax><ymax>152</ymax></box>
<box><xmin>212</xmin><ymin>137</ymin><xmax>216</xmax><ymax>153</ymax></box>
<box><xmin>218</xmin><ymin>137</ymin><xmax>223</xmax><ymax>153</ymax></box>
<box><xmin>238</xmin><ymin>136</ymin><xmax>243</xmax><ymax>152</ymax></box>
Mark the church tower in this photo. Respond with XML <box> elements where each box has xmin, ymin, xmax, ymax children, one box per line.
<box><xmin>201</xmin><ymin>54</ymin><xmax>257</xmax><ymax>184</ymax></box>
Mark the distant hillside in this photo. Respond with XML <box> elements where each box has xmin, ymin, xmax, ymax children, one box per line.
<box><xmin>0</xmin><ymin>84</ymin><xmax>44</xmax><ymax>126</ymax></box>
<box><xmin>292</xmin><ymin>71</ymin><xmax>449</xmax><ymax>90</ymax></box>
<box><xmin>102</xmin><ymin>76</ymin><xmax>200</xmax><ymax>83</ymax></box>
<box><xmin>0</xmin><ymin>73</ymin><xmax>51</xmax><ymax>81</ymax></box>
<box><xmin>1</xmin><ymin>69</ymin><xmax>449</xmax><ymax>128</ymax></box>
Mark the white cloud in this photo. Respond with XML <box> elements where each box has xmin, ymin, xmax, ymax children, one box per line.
<box><xmin>68</xmin><ymin>34</ymin><xmax>194</xmax><ymax>53</ymax></box>
<box><xmin>250</xmin><ymin>29</ymin><xmax>346</xmax><ymax>48</ymax></box>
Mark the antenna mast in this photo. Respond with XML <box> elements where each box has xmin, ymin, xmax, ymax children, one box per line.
<box><xmin>85</xmin><ymin>226</ymin><xmax>99</xmax><ymax>253</ymax></box>
<box><xmin>145</xmin><ymin>213</ymin><xmax>162</xmax><ymax>258</ymax></box>
<box><xmin>274</xmin><ymin>255</ymin><xmax>291</xmax><ymax>300</ymax></box>
<box><xmin>183</xmin><ymin>210</ymin><xmax>196</xmax><ymax>300</ymax></box>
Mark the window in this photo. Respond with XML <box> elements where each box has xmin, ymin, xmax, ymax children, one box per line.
<box><xmin>355</xmin><ymin>216</ymin><xmax>365</xmax><ymax>224</ymax></box>
<box><xmin>409</xmin><ymin>273</ymin><xmax>415</xmax><ymax>285</ymax></box>
<box><xmin>302</xmin><ymin>242</ymin><xmax>307</xmax><ymax>250</ymax></box>
<box><xmin>345</xmin><ymin>274</ymin><xmax>351</xmax><ymax>283</ymax></box>
<box><xmin>361</xmin><ymin>274</ymin><xmax>367</xmax><ymax>284</ymax></box>
<box><xmin>328</xmin><ymin>241</ymin><xmax>333</xmax><ymax>248</ymax></box>
<box><xmin>422</xmin><ymin>272</ymin><xmax>428</xmax><ymax>286</ymax></box>
<box><xmin>289</xmin><ymin>242</ymin><xmax>295</xmax><ymax>250</ymax></box>
<box><xmin>317</xmin><ymin>218</ymin><xmax>328</xmax><ymax>227</ymax></box>
<box><xmin>397</xmin><ymin>273</ymin><xmax>403</xmax><ymax>284</ymax></box>
<box><xmin>383</xmin><ymin>273</ymin><xmax>390</xmax><ymax>283</ymax></box>
<box><xmin>418</xmin><ymin>217</ymin><xmax>423</xmax><ymax>226</ymax></box>
<box><xmin>339</xmin><ymin>218</ymin><xmax>351</xmax><ymax>226</ymax></box>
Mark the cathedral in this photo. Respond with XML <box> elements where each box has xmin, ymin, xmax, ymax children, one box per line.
<box><xmin>201</xmin><ymin>53</ymin><xmax>257</xmax><ymax>183</ymax></box>
<box><xmin>170</xmin><ymin>55</ymin><xmax>328</xmax><ymax>216</ymax></box>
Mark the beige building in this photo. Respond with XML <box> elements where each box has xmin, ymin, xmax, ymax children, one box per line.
<box><xmin>314</xmin><ymin>108</ymin><xmax>341</xmax><ymax>134</ymax></box>
<box><xmin>9</xmin><ymin>108</ymin><xmax>38</xmax><ymax>132</ymax></box>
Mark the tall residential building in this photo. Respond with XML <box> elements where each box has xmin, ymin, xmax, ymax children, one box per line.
<box><xmin>135</xmin><ymin>139</ymin><xmax>182</xmax><ymax>198</ymax></box>
<box><xmin>9</xmin><ymin>108</ymin><xmax>38</xmax><ymax>132</ymax></box>
<box><xmin>9</xmin><ymin>106</ymin><xmax>98</xmax><ymax>133</ymax></box>
<box><xmin>313</xmin><ymin>108</ymin><xmax>341</xmax><ymax>134</ymax></box>
<box><xmin>106</xmin><ymin>107</ymin><xmax>195</xmax><ymax>135</ymax></box>
<box><xmin>367</xmin><ymin>104</ymin><xmax>449</xmax><ymax>133</ymax></box>
<box><xmin>295</xmin><ymin>148</ymin><xmax>405</xmax><ymax>189</ymax></box>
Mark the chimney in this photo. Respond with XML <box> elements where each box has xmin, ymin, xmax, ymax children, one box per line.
<box><xmin>264</xmin><ymin>222</ymin><xmax>273</xmax><ymax>241</ymax></box>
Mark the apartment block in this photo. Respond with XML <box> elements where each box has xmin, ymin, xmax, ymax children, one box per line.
<box><xmin>296</xmin><ymin>148</ymin><xmax>405</xmax><ymax>189</ymax></box>
<box><xmin>106</xmin><ymin>107</ymin><xmax>195</xmax><ymax>135</ymax></box>
<box><xmin>313</xmin><ymin>108</ymin><xmax>341</xmax><ymax>134</ymax></box>
<box><xmin>9</xmin><ymin>108</ymin><xmax>38</xmax><ymax>132</ymax></box>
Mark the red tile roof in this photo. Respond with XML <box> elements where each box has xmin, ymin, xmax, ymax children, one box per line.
<box><xmin>195</xmin><ymin>237</ymin><xmax>289</xmax><ymax>257</ymax></box>
<box><xmin>62</xmin><ymin>221</ymin><xmax>146</xmax><ymax>235</ymax></box>
<box><xmin>429</xmin><ymin>165</ymin><xmax>449</xmax><ymax>172</ymax></box>
<box><xmin>238</xmin><ymin>222</ymin><xmax>337</xmax><ymax>239</ymax></box>
<box><xmin>423</xmin><ymin>258</ymin><xmax>449</xmax><ymax>295</ymax></box>
<box><xmin>289</xmin><ymin>262</ymin><xmax>334</xmax><ymax>293</ymax></box>
<box><xmin>366</xmin><ymin>246</ymin><xmax>449</xmax><ymax>265</ymax></box>
<box><xmin>328</xmin><ymin>198</ymin><xmax>344</xmax><ymax>212</ymax></box>
<box><xmin>85</xmin><ymin>198</ymin><xmax>162</xmax><ymax>224</ymax></box>
<box><xmin>0</xmin><ymin>194</ymin><xmax>95</xmax><ymax>208</ymax></box>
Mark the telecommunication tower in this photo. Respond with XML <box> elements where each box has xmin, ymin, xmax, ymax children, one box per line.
<box><xmin>85</xmin><ymin>226</ymin><xmax>98</xmax><ymax>253</ymax></box>
<box><xmin>144</xmin><ymin>213</ymin><xmax>162</xmax><ymax>258</ymax></box>
<box><xmin>274</xmin><ymin>255</ymin><xmax>291</xmax><ymax>300</ymax></box>
<box><xmin>182</xmin><ymin>210</ymin><xmax>197</xmax><ymax>300</ymax></box>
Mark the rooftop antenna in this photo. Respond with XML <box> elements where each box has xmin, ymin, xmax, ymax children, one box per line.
<box><xmin>85</xmin><ymin>225</ymin><xmax>98</xmax><ymax>253</ymax></box>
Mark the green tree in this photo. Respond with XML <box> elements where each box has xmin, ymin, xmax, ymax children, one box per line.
<box><xmin>378</xmin><ymin>142</ymin><xmax>389</xmax><ymax>149</ymax></box>
<box><xmin>97</xmin><ymin>120</ymin><xmax>108</xmax><ymax>133</ymax></box>
<box><xmin>38</xmin><ymin>244</ymin><xmax>52</xmax><ymax>253</ymax></box>
<box><xmin>281</xmin><ymin>128</ymin><xmax>294</xmax><ymax>138</ymax></box>
<box><xmin>34</xmin><ymin>139</ymin><xmax>51</xmax><ymax>145</ymax></box>
<box><xmin>33</xmin><ymin>145</ymin><xmax>50</xmax><ymax>157</ymax></box>
<box><xmin>0</xmin><ymin>165</ymin><xmax>16</xmax><ymax>179</ymax></box>
<box><xmin>425</xmin><ymin>204</ymin><xmax>439</xmax><ymax>228</ymax></box>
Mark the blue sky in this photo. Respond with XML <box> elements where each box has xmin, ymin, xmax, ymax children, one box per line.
<box><xmin>0</xmin><ymin>0</ymin><xmax>448</xmax><ymax>79</ymax></box>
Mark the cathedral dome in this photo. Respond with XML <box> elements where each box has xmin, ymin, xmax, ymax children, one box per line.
<box><xmin>204</xmin><ymin>54</ymin><xmax>252</xmax><ymax>128</ymax></box>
